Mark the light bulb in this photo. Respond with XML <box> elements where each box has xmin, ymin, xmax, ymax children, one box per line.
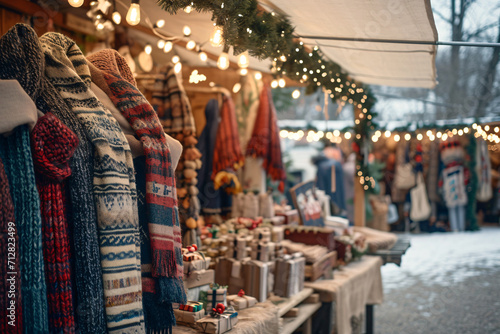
<box><xmin>210</xmin><ymin>25</ymin><xmax>224</xmax><ymax>47</ymax></box>
<box><xmin>199</xmin><ymin>51</ymin><xmax>208</xmax><ymax>62</ymax></box>
<box><xmin>394</xmin><ymin>134</ymin><xmax>400</xmax><ymax>142</ymax></box>
<box><xmin>270</xmin><ymin>80</ymin><xmax>279</xmax><ymax>89</ymax></box>
<box><xmin>172</xmin><ymin>55</ymin><xmax>180</xmax><ymax>64</ymax></box>
<box><xmin>237</xmin><ymin>52</ymin><xmax>249</xmax><ymax>69</ymax></box>
<box><xmin>183</xmin><ymin>25</ymin><xmax>191</xmax><ymax>36</ymax></box>
<box><xmin>217</xmin><ymin>52</ymin><xmax>229</xmax><ymax>70</ymax></box>
<box><xmin>68</xmin><ymin>0</ymin><xmax>84</xmax><ymax>7</ymax></box>
<box><xmin>233</xmin><ymin>83</ymin><xmax>241</xmax><ymax>94</ymax></box>
<box><xmin>164</xmin><ymin>41</ymin><xmax>173</xmax><ymax>53</ymax></box>
<box><xmin>112</xmin><ymin>11</ymin><xmax>121</xmax><ymax>24</ymax></box>
<box><xmin>292</xmin><ymin>89</ymin><xmax>300</xmax><ymax>99</ymax></box>
<box><xmin>384</xmin><ymin>130</ymin><xmax>391</xmax><ymax>138</ymax></box>
<box><xmin>280</xmin><ymin>55</ymin><xmax>287</xmax><ymax>62</ymax></box>
<box><xmin>186</xmin><ymin>40</ymin><xmax>196</xmax><ymax>50</ymax></box>
<box><xmin>239</xmin><ymin>68</ymin><xmax>248</xmax><ymax>76</ymax></box>
<box><xmin>156</xmin><ymin>19</ymin><xmax>165</xmax><ymax>28</ymax></box>
<box><xmin>126</xmin><ymin>1</ymin><xmax>141</xmax><ymax>26</ymax></box>
<box><xmin>278</xmin><ymin>78</ymin><xmax>286</xmax><ymax>88</ymax></box>
<box><xmin>174</xmin><ymin>62</ymin><xmax>182</xmax><ymax>74</ymax></box>
<box><xmin>184</xmin><ymin>5</ymin><xmax>193</xmax><ymax>13</ymax></box>
<box><xmin>144</xmin><ymin>44</ymin><xmax>152</xmax><ymax>55</ymax></box>
<box><xmin>405</xmin><ymin>133</ymin><xmax>411</xmax><ymax>141</ymax></box>
<box><xmin>96</xmin><ymin>22</ymin><xmax>104</xmax><ymax>30</ymax></box>
<box><xmin>254</xmin><ymin>72</ymin><xmax>262</xmax><ymax>80</ymax></box>
<box><xmin>344</xmin><ymin>132</ymin><xmax>352</xmax><ymax>139</ymax></box>
<box><xmin>157</xmin><ymin>40</ymin><xmax>165</xmax><ymax>49</ymax></box>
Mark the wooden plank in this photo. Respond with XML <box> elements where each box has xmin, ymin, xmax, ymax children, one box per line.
<box><xmin>281</xmin><ymin>302</ymin><xmax>321</xmax><ymax>334</ymax></box>
<box><xmin>283</xmin><ymin>308</ymin><xmax>299</xmax><ymax>317</ymax></box>
<box><xmin>304</xmin><ymin>293</ymin><xmax>320</xmax><ymax>304</ymax></box>
<box><xmin>277</xmin><ymin>287</ymin><xmax>313</xmax><ymax>317</ymax></box>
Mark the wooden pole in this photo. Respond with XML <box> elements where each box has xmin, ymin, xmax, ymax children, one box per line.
<box><xmin>353</xmin><ymin>106</ymin><xmax>366</xmax><ymax>227</ymax></box>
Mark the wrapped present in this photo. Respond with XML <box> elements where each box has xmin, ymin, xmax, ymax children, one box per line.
<box><xmin>215</xmin><ymin>257</ymin><xmax>248</xmax><ymax>293</ymax></box>
<box><xmin>227</xmin><ymin>290</ymin><xmax>257</xmax><ymax>310</ymax></box>
<box><xmin>174</xmin><ymin>308</ymin><xmax>206</xmax><ymax>326</ymax></box>
<box><xmin>184</xmin><ymin>269</ymin><xmax>215</xmax><ymax>289</ymax></box>
<box><xmin>253</xmin><ymin>227</ymin><xmax>272</xmax><ymax>242</ymax></box>
<box><xmin>276</xmin><ymin>209</ymin><xmax>299</xmax><ymax>225</ymax></box>
<box><xmin>251</xmin><ymin>241</ymin><xmax>275</xmax><ymax>262</ymax></box>
<box><xmin>242</xmin><ymin>260</ymin><xmax>269</xmax><ymax>302</ymax></box>
<box><xmin>271</xmin><ymin>226</ymin><xmax>284</xmax><ymax>243</ymax></box>
<box><xmin>274</xmin><ymin>253</ymin><xmax>306</xmax><ymax>298</ymax></box>
<box><xmin>304</xmin><ymin>251</ymin><xmax>336</xmax><ymax>281</ymax></box>
<box><xmin>206</xmin><ymin>284</ymin><xmax>227</xmax><ymax>312</ymax></box>
<box><xmin>275</xmin><ymin>244</ymin><xmax>285</xmax><ymax>258</ymax></box>
<box><xmin>186</xmin><ymin>283</ymin><xmax>211</xmax><ymax>302</ymax></box>
<box><xmin>184</xmin><ymin>257</ymin><xmax>211</xmax><ymax>274</ymax></box>
<box><xmin>284</xmin><ymin>226</ymin><xmax>336</xmax><ymax>251</ymax></box>
<box><xmin>196</xmin><ymin>310</ymin><xmax>238</xmax><ymax>334</ymax></box>
<box><xmin>268</xmin><ymin>216</ymin><xmax>286</xmax><ymax>226</ymax></box>
<box><xmin>179</xmin><ymin>301</ymin><xmax>204</xmax><ymax>312</ymax></box>
<box><xmin>225</xmin><ymin>246</ymin><xmax>248</xmax><ymax>260</ymax></box>
<box><xmin>183</xmin><ymin>251</ymin><xmax>205</xmax><ymax>262</ymax></box>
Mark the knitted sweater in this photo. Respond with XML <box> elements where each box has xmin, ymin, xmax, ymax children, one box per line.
<box><xmin>0</xmin><ymin>24</ymin><xmax>106</xmax><ymax>334</ymax></box>
<box><xmin>31</xmin><ymin>113</ymin><xmax>78</xmax><ymax>333</ymax></box>
<box><xmin>39</xmin><ymin>33</ymin><xmax>145</xmax><ymax>334</ymax></box>
<box><xmin>0</xmin><ymin>155</ymin><xmax>22</xmax><ymax>333</ymax></box>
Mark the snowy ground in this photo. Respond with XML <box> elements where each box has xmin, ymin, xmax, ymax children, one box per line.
<box><xmin>375</xmin><ymin>227</ymin><xmax>500</xmax><ymax>334</ymax></box>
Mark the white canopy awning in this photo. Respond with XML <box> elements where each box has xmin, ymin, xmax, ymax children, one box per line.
<box><xmin>262</xmin><ymin>0</ymin><xmax>438</xmax><ymax>88</ymax></box>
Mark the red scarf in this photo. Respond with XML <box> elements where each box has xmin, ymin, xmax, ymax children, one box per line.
<box><xmin>212</xmin><ymin>96</ymin><xmax>244</xmax><ymax>178</ymax></box>
<box><xmin>31</xmin><ymin>113</ymin><xmax>78</xmax><ymax>333</ymax></box>
<box><xmin>246</xmin><ymin>85</ymin><xmax>286</xmax><ymax>186</ymax></box>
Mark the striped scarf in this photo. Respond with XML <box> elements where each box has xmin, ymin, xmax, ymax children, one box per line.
<box><xmin>40</xmin><ymin>33</ymin><xmax>145</xmax><ymax>334</ymax></box>
<box><xmin>212</xmin><ymin>96</ymin><xmax>244</xmax><ymax>179</ymax></box>
<box><xmin>0</xmin><ymin>24</ymin><xmax>106</xmax><ymax>333</ymax></box>
<box><xmin>0</xmin><ymin>156</ymin><xmax>22</xmax><ymax>333</ymax></box>
<box><xmin>31</xmin><ymin>113</ymin><xmax>78</xmax><ymax>333</ymax></box>
<box><xmin>88</xmin><ymin>49</ymin><xmax>186</xmax><ymax>332</ymax></box>
<box><xmin>246</xmin><ymin>85</ymin><xmax>286</xmax><ymax>185</ymax></box>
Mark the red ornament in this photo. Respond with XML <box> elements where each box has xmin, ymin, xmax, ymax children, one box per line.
<box><xmin>212</xmin><ymin>303</ymin><xmax>225</xmax><ymax>314</ymax></box>
<box><xmin>187</xmin><ymin>246</ymin><xmax>195</xmax><ymax>252</ymax></box>
<box><xmin>238</xmin><ymin>289</ymin><xmax>245</xmax><ymax>297</ymax></box>
<box><xmin>191</xmin><ymin>244</ymin><xmax>198</xmax><ymax>251</ymax></box>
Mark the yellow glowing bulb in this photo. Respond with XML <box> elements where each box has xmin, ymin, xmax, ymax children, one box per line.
<box><xmin>210</xmin><ymin>25</ymin><xmax>224</xmax><ymax>47</ymax></box>
<box><xmin>199</xmin><ymin>51</ymin><xmax>208</xmax><ymax>62</ymax></box>
<box><xmin>237</xmin><ymin>52</ymin><xmax>249</xmax><ymax>69</ymax></box>
<box><xmin>156</xmin><ymin>19</ymin><xmax>165</xmax><ymax>28</ymax></box>
<box><xmin>184</xmin><ymin>5</ymin><xmax>193</xmax><ymax>13</ymax></box>
<box><xmin>344</xmin><ymin>132</ymin><xmax>352</xmax><ymax>139</ymax></box>
<box><xmin>394</xmin><ymin>134</ymin><xmax>400</xmax><ymax>142</ymax></box>
<box><xmin>112</xmin><ymin>11</ymin><xmax>121</xmax><ymax>25</ymax></box>
<box><xmin>183</xmin><ymin>25</ymin><xmax>191</xmax><ymax>36</ymax></box>
<box><xmin>292</xmin><ymin>89</ymin><xmax>300</xmax><ymax>99</ymax></box>
<box><xmin>126</xmin><ymin>3</ymin><xmax>141</xmax><ymax>26</ymax></box>
<box><xmin>384</xmin><ymin>130</ymin><xmax>391</xmax><ymax>138</ymax></box>
<box><xmin>280</xmin><ymin>55</ymin><xmax>287</xmax><ymax>62</ymax></box>
<box><xmin>186</xmin><ymin>40</ymin><xmax>196</xmax><ymax>50</ymax></box>
<box><xmin>157</xmin><ymin>40</ymin><xmax>165</xmax><ymax>49</ymax></box>
<box><xmin>174</xmin><ymin>62</ymin><xmax>182</xmax><ymax>74</ymax></box>
<box><xmin>280</xmin><ymin>130</ymin><xmax>288</xmax><ymax>138</ymax></box>
<box><xmin>372</xmin><ymin>135</ymin><xmax>378</xmax><ymax>142</ymax></box>
<box><xmin>436</xmin><ymin>132</ymin><xmax>442</xmax><ymax>138</ymax></box>
<box><xmin>232</xmin><ymin>83</ymin><xmax>241</xmax><ymax>94</ymax></box>
<box><xmin>417</xmin><ymin>133</ymin><xmax>423</xmax><ymax>141</ymax></box>
<box><xmin>217</xmin><ymin>52</ymin><xmax>229</xmax><ymax>70</ymax></box>
<box><xmin>254</xmin><ymin>72</ymin><xmax>262</xmax><ymax>80</ymax></box>
<box><xmin>68</xmin><ymin>0</ymin><xmax>84</xmax><ymax>7</ymax></box>
<box><xmin>270</xmin><ymin>80</ymin><xmax>279</xmax><ymax>89</ymax></box>
<box><xmin>278</xmin><ymin>78</ymin><xmax>286</xmax><ymax>88</ymax></box>
<box><xmin>163</xmin><ymin>41</ymin><xmax>173</xmax><ymax>53</ymax></box>
<box><xmin>375</xmin><ymin>130</ymin><xmax>381</xmax><ymax>137</ymax></box>
<box><xmin>405</xmin><ymin>133</ymin><xmax>411</xmax><ymax>141</ymax></box>
<box><xmin>172</xmin><ymin>55</ymin><xmax>180</xmax><ymax>64</ymax></box>
<box><xmin>144</xmin><ymin>44</ymin><xmax>152</xmax><ymax>55</ymax></box>
<box><xmin>239</xmin><ymin>68</ymin><xmax>248</xmax><ymax>76</ymax></box>
<box><xmin>96</xmin><ymin>22</ymin><xmax>104</xmax><ymax>31</ymax></box>
<box><xmin>485</xmin><ymin>125</ymin><xmax>490</xmax><ymax>131</ymax></box>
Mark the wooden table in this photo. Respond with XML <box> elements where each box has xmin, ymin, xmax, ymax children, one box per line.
<box><xmin>304</xmin><ymin>255</ymin><xmax>384</xmax><ymax>334</ymax></box>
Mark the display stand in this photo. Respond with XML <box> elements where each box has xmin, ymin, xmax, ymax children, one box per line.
<box><xmin>276</xmin><ymin>287</ymin><xmax>321</xmax><ymax>334</ymax></box>
<box><xmin>304</xmin><ymin>256</ymin><xmax>383</xmax><ymax>334</ymax></box>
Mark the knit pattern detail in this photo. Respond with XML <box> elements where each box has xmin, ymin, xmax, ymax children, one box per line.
<box><xmin>88</xmin><ymin>50</ymin><xmax>186</xmax><ymax>332</ymax></box>
<box><xmin>0</xmin><ymin>126</ymin><xmax>48</xmax><ymax>333</ymax></box>
<box><xmin>40</xmin><ymin>33</ymin><xmax>145</xmax><ymax>334</ymax></box>
<box><xmin>246</xmin><ymin>86</ymin><xmax>286</xmax><ymax>184</ymax></box>
<box><xmin>0</xmin><ymin>24</ymin><xmax>106</xmax><ymax>333</ymax></box>
<box><xmin>31</xmin><ymin>113</ymin><xmax>78</xmax><ymax>333</ymax></box>
<box><xmin>0</xmin><ymin>156</ymin><xmax>22</xmax><ymax>333</ymax></box>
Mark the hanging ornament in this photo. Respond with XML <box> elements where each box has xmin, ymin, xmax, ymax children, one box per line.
<box><xmin>210</xmin><ymin>25</ymin><xmax>224</xmax><ymax>47</ymax></box>
<box><xmin>237</xmin><ymin>51</ymin><xmax>249</xmax><ymax>68</ymax></box>
<box><xmin>126</xmin><ymin>0</ymin><xmax>141</xmax><ymax>26</ymax></box>
<box><xmin>68</xmin><ymin>0</ymin><xmax>84</xmax><ymax>7</ymax></box>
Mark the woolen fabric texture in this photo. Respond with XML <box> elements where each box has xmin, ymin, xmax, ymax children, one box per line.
<box><xmin>0</xmin><ymin>125</ymin><xmax>48</xmax><ymax>333</ymax></box>
<box><xmin>212</xmin><ymin>96</ymin><xmax>244</xmax><ymax>179</ymax></box>
<box><xmin>40</xmin><ymin>33</ymin><xmax>144</xmax><ymax>334</ymax></box>
<box><xmin>0</xmin><ymin>156</ymin><xmax>22</xmax><ymax>333</ymax></box>
<box><xmin>31</xmin><ymin>113</ymin><xmax>78</xmax><ymax>333</ymax></box>
<box><xmin>0</xmin><ymin>24</ymin><xmax>106</xmax><ymax>334</ymax></box>
<box><xmin>87</xmin><ymin>49</ymin><xmax>186</xmax><ymax>332</ymax></box>
<box><xmin>246</xmin><ymin>85</ymin><xmax>286</xmax><ymax>185</ymax></box>
<box><xmin>0</xmin><ymin>80</ymin><xmax>37</xmax><ymax>133</ymax></box>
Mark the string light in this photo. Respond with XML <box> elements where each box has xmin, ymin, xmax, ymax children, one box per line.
<box><xmin>157</xmin><ymin>40</ymin><xmax>165</xmax><ymax>49</ymax></box>
<box><xmin>155</xmin><ymin>19</ymin><xmax>165</xmax><ymax>28</ymax></box>
<box><xmin>184</xmin><ymin>5</ymin><xmax>193</xmax><ymax>13</ymax></box>
<box><xmin>237</xmin><ymin>52</ymin><xmax>249</xmax><ymax>68</ymax></box>
<box><xmin>172</xmin><ymin>55</ymin><xmax>180</xmax><ymax>63</ymax></box>
<box><xmin>199</xmin><ymin>51</ymin><xmax>208</xmax><ymax>62</ymax></box>
<box><xmin>112</xmin><ymin>11</ymin><xmax>121</xmax><ymax>25</ymax></box>
<box><xmin>183</xmin><ymin>25</ymin><xmax>191</xmax><ymax>36</ymax></box>
<box><xmin>344</xmin><ymin>132</ymin><xmax>352</xmax><ymax>140</ymax></box>
<box><xmin>233</xmin><ymin>83</ymin><xmax>241</xmax><ymax>94</ymax></box>
<box><xmin>404</xmin><ymin>133</ymin><xmax>411</xmax><ymax>141</ymax></box>
<box><xmin>278</xmin><ymin>78</ymin><xmax>286</xmax><ymax>88</ymax></box>
<box><xmin>485</xmin><ymin>125</ymin><xmax>490</xmax><ymax>131</ymax></box>
<box><xmin>417</xmin><ymin>133</ymin><xmax>423</xmax><ymax>141</ymax></box>
<box><xmin>126</xmin><ymin>0</ymin><xmax>141</xmax><ymax>26</ymax></box>
<box><xmin>174</xmin><ymin>62</ymin><xmax>182</xmax><ymax>74</ymax></box>
<box><xmin>144</xmin><ymin>43</ymin><xmax>152</xmax><ymax>55</ymax></box>
<box><xmin>68</xmin><ymin>0</ymin><xmax>84</xmax><ymax>7</ymax></box>
<box><xmin>384</xmin><ymin>130</ymin><xmax>391</xmax><ymax>138</ymax></box>
<box><xmin>164</xmin><ymin>41</ymin><xmax>173</xmax><ymax>53</ymax></box>
<box><xmin>186</xmin><ymin>40</ymin><xmax>196</xmax><ymax>50</ymax></box>
<box><xmin>394</xmin><ymin>134</ymin><xmax>400</xmax><ymax>142</ymax></box>
<box><xmin>239</xmin><ymin>68</ymin><xmax>248</xmax><ymax>76</ymax></box>
<box><xmin>270</xmin><ymin>79</ymin><xmax>279</xmax><ymax>89</ymax></box>
<box><xmin>292</xmin><ymin>89</ymin><xmax>300</xmax><ymax>99</ymax></box>
<box><xmin>254</xmin><ymin>72</ymin><xmax>262</xmax><ymax>80</ymax></box>
<box><xmin>217</xmin><ymin>52</ymin><xmax>230</xmax><ymax>70</ymax></box>
<box><xmin>210</xmin><ymin>25</ymin><xmax>224</xmax><ymax>47</ymax></box>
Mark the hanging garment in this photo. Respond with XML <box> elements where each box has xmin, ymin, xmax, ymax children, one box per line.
<box><xmin>246</xmin><ymin>85</ymin><xmax>286</xmax><ymax>188</ymax></box>
<box><xmin>0</xmin><ymin>155</ymin><xmax>22</xmax><ymax>333</ymax></box>
<box><xmin>476</xmin><ymin>137</ymin><xmax>493</xmax><ymax>202</ymax></box>
<box><xmin>31</xmin><ymin>113</ymin><xmax>78</xmax><ymax>333</ymax></box>
<box><xmin>0</xmin><ymin>24</ymin><xmax>106</xmax><ymax>333</ymax></box>
<box><xmin>87</xmin><ymin>49</ymin><xmax>187</xmax><ymax>333</ymax></box>
<box><xmin>442</xmin><ymin>165</ymin><xmax>468</xmax><ymax>208</ymax></box>
<box><xmin>313</xmin><ymin>155</ymin><xmax>346</xmax><ymax>212</ymax></box>
<box><xmin>410</xmin><ymin>172</ymin><xmax>432</xmax><ymax>222</ymax></box>
<box><xmin>40</xmin><ymin>33</ymin><xmax>144</xmax><ymax>334</ymax></box>
<box><xmin>0</xmin><ymin>119</ymin><xmax>47</xmax><ymax>332</ymax></box>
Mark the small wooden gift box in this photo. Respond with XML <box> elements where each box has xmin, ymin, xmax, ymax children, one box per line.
<box><xmin>253</xmin><ymin>227</ymin><xmax>272</xmax><ymax>242</ymax></box>
<box><xmin>274</xmin><ymin>253</ymin><xmax>306</xmax><ymax>298</ymax></box>
<box><xmin>250</xmin><ymin>241</ymin><xmax>276</xmax><ymax>262</ymax></box>
<box><xmin>179</xmin><ymin>301</ymin><xmax>204</xmax><ymax>312</ymax></box>
<box><xmin>242</xmin><ymin>260</ymin><xmax>269</xmax><ymax>302</ymax></box>
<box><xmin>174</xmin><ymin>308</ymin><xmax>205</xmax><ymax>326</ymax></box>
<box><xmin>184</xmin><ymin>257</ymin><xmax>211</xmax><ymax>275</ymax></box>
<box><xmin>227</xmin><ymin>291</ymin><xmax>257</xmax><ymax>310</ymax></box>
<box><xmin>184</xmin><ymin>269</ymin><xmax>215</xmax><ymax>289</ymax></box>
<box><xmin>205</xmin><ymin>285</ymin><xmax>227</xmax><ymax>312</ymax></box>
